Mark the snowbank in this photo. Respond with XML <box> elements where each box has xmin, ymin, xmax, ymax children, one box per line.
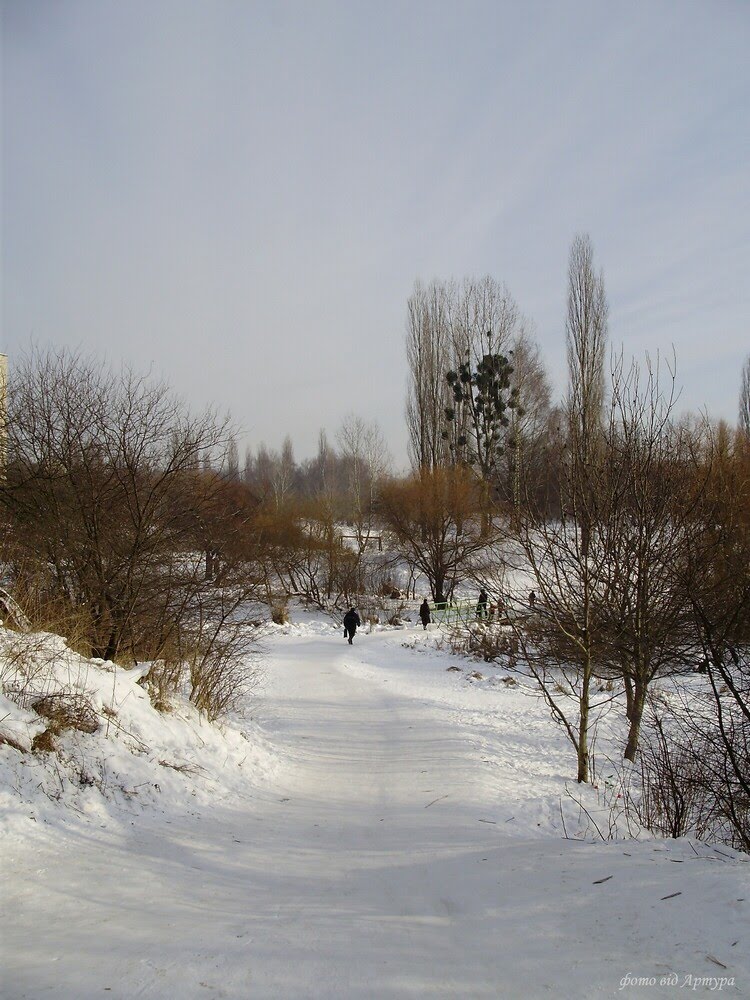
<box><xmin>0</xmin><ymin>627</ymin><xmax>278</xmax><ymax>840</ymax></box>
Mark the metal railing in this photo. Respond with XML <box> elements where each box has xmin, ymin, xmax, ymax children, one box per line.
<box><xmin>430</xmin><ymin>600</ymin><xmax>491</xmax><ymax>627</ymax></box>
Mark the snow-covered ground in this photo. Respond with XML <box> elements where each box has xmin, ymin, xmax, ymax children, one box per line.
<box><xmin>1</xmin><ymin>615</ymin><xmax>748</xmax><ymax>999</ymax></box>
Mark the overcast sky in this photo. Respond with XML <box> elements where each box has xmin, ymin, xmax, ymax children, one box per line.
<box><xmin>2</xmin><ymin>0</ymin><xmax>748</xmax><ymax>468</ymax></box>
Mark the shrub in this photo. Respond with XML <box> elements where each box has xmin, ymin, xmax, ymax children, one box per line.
<box><xmin>32</xmin><ymin>692</ymin><xmax>100</xmax><ymax>736</ymax></box>
<box><xmin>271</xmin><ymin>603</ymin><xmax>289</xmax><ymax>625</ymax></box>
<box><xmin>140</xmin><ymin>657</ymin><xmax>184</xmax><ymax>713</ymax></box>
<box><xmin>631</xmin><ymin>713</ymin><xmax>711</xmax><ymax>840</ymax></box>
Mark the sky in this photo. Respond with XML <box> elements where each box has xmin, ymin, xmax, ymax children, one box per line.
<box><xmin>1</xmin><ymin>0</ymin><xmax>748</xmax><ymax>469</ymax></box>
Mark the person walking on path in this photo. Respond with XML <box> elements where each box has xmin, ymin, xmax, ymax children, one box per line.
<box><xmin>343</xmin><ymin>607</ymin><xmax>361</xmax><ymax>644</ymax></box>
<box><xmin>419</xmin><ymin>599</ymin><xmax>431</xmax><ymax>630</ymax></box>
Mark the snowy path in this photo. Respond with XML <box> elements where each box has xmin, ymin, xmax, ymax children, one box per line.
<box><xmin>2</xmin><ymin>627</ymin><xmax>749</xmax><ymax>999</ymax></box>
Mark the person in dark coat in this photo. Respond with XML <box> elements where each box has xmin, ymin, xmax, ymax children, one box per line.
<box><xmin>476</xmin><ymin>589</ymin><xmax>489</xmax><ymax>619</ymax></box>
<box><xmin>419</xmin><ymin>599</ymin><xmax>431</xmax><ymax>630</ymax></box>
<box><xmin>343</xmin><ymin>607</ymin><xmax>361</xmax><ymax>644</ymax></box>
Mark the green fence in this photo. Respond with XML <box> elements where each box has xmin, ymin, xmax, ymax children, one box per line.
<box><xmin>430</xmin><ymin>600</ymin><xmax>490</xmax><ymax>627</ymax></box>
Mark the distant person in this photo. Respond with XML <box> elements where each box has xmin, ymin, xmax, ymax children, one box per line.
<box><xmin>528</xmin><ymin>590</ymin><xmax>536</xmax><ymax>609</ymax></box>
<box><xmin>343</xmin><ymin>606</ymin><xmax>361</xmax><ymax>645</ymax></box>
<box><xmin>419</xmin><ymin>599</ymin><xmax>431</xmax><ymax>630</ymax></box>
<box><xmin>476</xmin><ymin>589</ymin><xmax>489</xmax><ymax>619</ymax></box>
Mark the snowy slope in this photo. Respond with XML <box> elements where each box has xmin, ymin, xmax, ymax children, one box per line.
<box><xmin>0</xmin><ymin>628</ymin><xmax>279</xmax><ymax>840</ymax></box>
<box><xmin>1</xmin><ymin>617</ymin><xmax>748</xmax><ymax>999</ymax></box>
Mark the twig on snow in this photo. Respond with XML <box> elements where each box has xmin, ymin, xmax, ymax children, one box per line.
<box><xmin>424</xmin><ymin>794</ymin><xmax>450</xmax><ymax>809</ymax></box>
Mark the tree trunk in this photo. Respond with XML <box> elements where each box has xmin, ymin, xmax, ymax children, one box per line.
<box><xmin>91</xmin><ymin>603</ymin><xmax>115</xmax><ymax>661</ymax></box>
<box><xmin>103</xmin><ymin>630</ymin><xmax>119</xmax><ymax>663</ymax></box>
<box><xmin>577</xmin><ymin>653</ymin><xmax>592</xmax><ymax>782</ymax></box>
<box><xmin>624</xmin><ymin>678</ymin><xmax>647</xmax><ymax>761</ymax></box>
<box><xmin>481</xmin><ymin>481</ymin><xmax>491</xmax><ymax>538</ymax></box>
<box><xmin>624</xmin><ymin>674</ymin><xmax>635</xmax><ymax>721</ymax></box>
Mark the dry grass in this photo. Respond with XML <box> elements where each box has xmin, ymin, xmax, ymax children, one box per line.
<box><xmin>32</xmin><ymin>692</ymin><xmax>100</xmax><ymax>735</ymax></box>
<box><xmin>139</xmin><ymin>656</ymin><xmax>184</xmax><ymax>713</ymax></box>
<box><xmin>31</xmin><ymin>728</ymin><xmax>57</xmax><ymax>754</ymax></box>
<box><xmin>29</xmin><ymin>691</ymin><xmax>101</xmax><ymax>753</ymax></box>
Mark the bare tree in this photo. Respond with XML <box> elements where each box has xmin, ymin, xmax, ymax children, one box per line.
<box><xmin>250</xmin><ymin>443</ymin><xmax>274</xmax><ymax>500</ymax></box>
<box><xmin>312</xmin><ymin>429</ymin><xmax>334</xmax><ymax>495</ymax></box>
<box><xmin>245</xmin><ymin>438</ymin><xmax>298</xmax><ymax>508</ymax></box>
<box><xmin>624</xmin><ymin>423</ymin><xmax>750</xmax><ymax>851</ymax></box>
<box><xmin>337</xmin><ymin>414</ymin><xmax>391</xmax><ymax>552</ymax></box>
<box><xmin>272</xmin><ymin>435</ymin><xmax>296</xmax><ymax>510</ymax></box>
<box><xmin>597</xmin><ymin>355</ymin><xmax>696</xmax><ymax>760</ymax></box>
<box><xmin>379</xmin><ymin>467</ymin><xmax>484</xmax><ymax>604</ymax></box>
<box><xmin>405</xmin><ymin>279</ymin><xmax>454</xmax><ymax>471</ymax></box>
<box><xmin>676</xmin><ymin>422</ymin><xmax>750</xmax><ymax>848</ymax></box>
<box><xmin>0</xmin><ymin>348</ymin><xmax>260</xmax><ymax>680</ymax></box>
<box><xmin>565</xmin><ymin>233</ymin><xmax>608</xmax><ymax>559</ymax></box>
<box><xmin>225</xmin><ymin>436</ymin><xmax>240</xmax><ymax>480</ymax></box>
<box><xmin>566</xmin><ymin>234</ymin><xmax>608</xmax><ymax>471</ymax></box>
<box><xmin>507</xmin><ymin>236</ymin><xmax>606</xmax><ymax>781</ymax></box>
<box><xmin>257</xmin><ymin>494</ymin><xmax>363</xmax><ymax>612</ymax></box>
<box><xmin>739</xmin><ymin>354</ymin><xmax>750</xmax><ymax>439</ymax></box>
<box><xmin>514</xmin><ymin>461</ymin><xmax>611</xmax><ymax>783</ymax></box>
<box><xmin>445</xmin><ymin>328</ymin><xmax>521</xmax><ymax>532</ymax></box>
<box><xmin>446</xmin><ymin>277</ymin><xmax>523</xmax><ymax>471</ymax></box>
<box><xmin>511</xmin><ymin>232</ymin><xmax>607</xmax><ymax>780</ymax></box>
<box><xmin>513</xmin><ymin>353</ymin><xmax>693</xmax><ymax>778</ymax></box>
<box><xmin>451</xmin><ymin>276</ymin><xmax>520</xmax><ymax>360</ymax></box>
<box><xmin>243</xmin><ymin>445</ymin><xmax>254</xmax><ymax>484</ymax></box>
<box><xmin>498</xmin><ymin>334</ymin><xmax>552</xmax><ymax>516</ymax></box>
<box><xmin>405</xmin><ymin>274</ymin><xmax>549</xmax><ymax>500</ymax></box>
